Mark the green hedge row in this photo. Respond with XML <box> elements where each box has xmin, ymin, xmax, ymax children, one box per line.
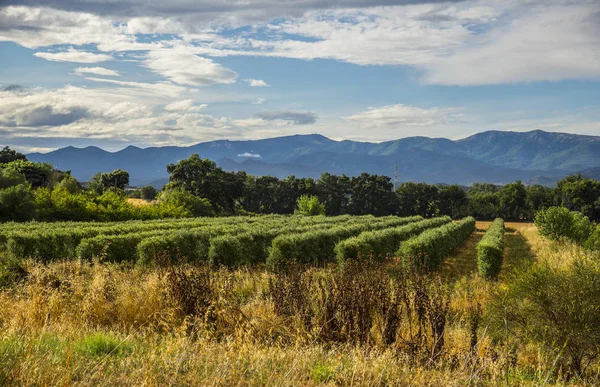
<box><xmin>98</xmin><ymin>216</ymin><xmax>360</xmax><ymax>265</ymax></box>
<box><xmin>397</xmin><ymin>217</ymin><xmax>476</xmax><ymax>272</ymax></box>
<box><xmin>266</xmin><ymin>216</ymin><xmax>423</xmax><ymax>271</ymax></box>
<box><xmin>335</xmin><ymin>216</ymin><xmax>452</xmax><ymax>265</ymax></box>
<box><xmin>4</xmin><ymin>214</ymin><xmax>356</xmax><ymax>261</ymax></box>
<box><xmin>476</xmin><ymin>218</ymin><xmax>505</xmax><ymax>279</ymax></box>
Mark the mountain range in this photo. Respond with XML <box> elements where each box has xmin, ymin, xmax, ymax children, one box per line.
<box><xmin>27</xmin><ymin>130</ymin><xmax>600</xmax><ymax>188</ymax></box>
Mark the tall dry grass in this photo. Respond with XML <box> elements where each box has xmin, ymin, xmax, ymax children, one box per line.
<box><xmin>0</xmin><ymin>223</ymin><xmax>598</xmax><ymax>385</ymax></box>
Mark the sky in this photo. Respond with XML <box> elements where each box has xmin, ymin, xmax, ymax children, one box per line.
<box><xmin>1</xmin><ymin>0</ymin><xmax>599</xmax><ymax>152</ymax></box>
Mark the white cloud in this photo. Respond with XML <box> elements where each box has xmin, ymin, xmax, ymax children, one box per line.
<box><xmin>144</xmin><ymin>48</ymin><xmax>238</xmax><ymax>86</ymax></box>
<box><xmin>422</xmin><ymin>3</ymin><xmax>600</xmax><ymax>85</ymax></box>
<box><xmin>343</xmin><ymin>104</ymin><xmax>469</xmax><ymax>127</ymax></box>
<box><xmin>34</xmin><ymin>48</ymin><xmax>113</xmax><ymax>63</ymax></box>
<box><xmin>252</xmin><ymin>98</ymin><xmax>266</xmax><ymax>105</ymax></box>
<box><xmin>2</xmin><ymin>2</ymin><xmax>600</xmax><ymax>86</ymax></box>
<box><xmin>0</xmin><ymin>85</ymin><xmax>311</xmax><ymax>149</ymax></box>
<box><xmin>237</xmin><ymin>152</ymin><xmax>262</xmax><ymax>158</ymax></box>
<box><xmin>164</xmin><ymin>99</ymin><xmax>207</xmax><ymax>112</ymax></box>
<box><xmin>74</xmin><ymin>67</ymin><xmax>120</xmax><ymax>76</ymax></box>
<box><xmin>84</xmin><ymin>77</ymin><xmax>188</xmax><ymax>98</ymax></box>
<box><xmin>245</xmin><ymin>78</ymin><xmax>269</xmax><ymax>87</ymax></box>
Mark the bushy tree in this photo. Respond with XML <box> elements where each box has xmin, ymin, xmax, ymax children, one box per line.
<box><xmin>0</xmin><ymin>184</ymin><xmax>36</xmax><ymax>221</ymax></box>
<box><xmin>496</xmin><ymin>180</ymin><xmax>527</xmax><ymax>220</ymax></box>
<box><xmin>140</xmin><ymin>185</ymin><xmax>158</xmax><ymax>200</ymax></box>
<box><xmin>159</xmin><ymin>188</ymin><xmax>214</xmax><ymax>217</ymax></box>
<box><xmin>317</xmin><ymin>173</ymin><xmax>351</xmax><ymax>215</ymax></box>
<box><xmin>295</xmin><ymin>194</ymin><xmax>325</xmax><ymax>216</ymax></box>
<box><xmin>0</xmin><ymin>168</ymin><xmax>27</xmax><ymax>189</ymax></box>
<box><xmin>437</xmin><ymin>184</ymin><xmax>468</xmax><ymax>218</ymax></box>
<box><xmin>396</xmin><ymin>182</ymin><xmax>439</xmax><ymax>217</ymax></box>
<box><xmin>349</xmin><ymin>173</ymin><xmax>397</xmax><ymax>216</ymax></box>
<box><xmin>166</xmin><ymin>154</ymin><xmax>245</xmax><ymax>213</ymax></box>
<box><xmin>56</xmin><ymin>174</ymin><xmax>80</xmax><ymax>193</ymax></box>
<box><xmin>0</xmin><ymin>146</ymin><xmax>26</xmax><ymax>164</ymax></box>
<box><xmin>3</xmin><ymin>160</ymin><xmax>53</xmax><ymax>188</ymax></box>
<box><xmin>555</xmin><ymin>174</ymin><xmax>600</xmax><ymax>221</ymax></box>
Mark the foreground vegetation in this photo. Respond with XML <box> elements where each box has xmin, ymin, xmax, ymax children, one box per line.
<box><xmin>1</xmin><ymin>221</ymin><xmax>599</xmax><ymax>385</ymax></box>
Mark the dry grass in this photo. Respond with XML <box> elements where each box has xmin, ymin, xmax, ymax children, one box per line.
<box><xmin>127</xmin><ymin>198</ymin><xmax>153</xmax><ymax>207</ymax></box>
<box><xmin>0</xmin><ymin>223</ymin><xmax>597</xmax><ymax>386</ymax></box>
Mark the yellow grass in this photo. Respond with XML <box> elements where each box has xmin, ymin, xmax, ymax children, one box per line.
<box><xmin>127</xmin><ymin>198</ymin><xmax>153</xmax><ymax>207</ymax></box>
<box><xmin>0</xmin><ymin>222</ymin><xmax>597</xmax><ymax>386</ymax></box>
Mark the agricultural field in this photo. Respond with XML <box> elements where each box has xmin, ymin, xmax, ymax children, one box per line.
<box><xmin>0</xmin><ymin>216</ymin><xmax>599</xmax><ymax>386</ymax></box>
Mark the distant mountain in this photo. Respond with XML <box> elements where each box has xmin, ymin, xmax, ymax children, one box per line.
<box><xmin>27</xmin><ymin>130</ymin><xmax>600</xmax><ymax>188</ymax></box>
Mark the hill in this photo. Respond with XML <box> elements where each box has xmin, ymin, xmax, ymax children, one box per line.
<box><xmin>27</xmin><ymin>130</ymin><xmax>600</xmax><ymax>187</ymax></box>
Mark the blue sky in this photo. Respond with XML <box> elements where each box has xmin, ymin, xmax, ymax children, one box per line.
<box><xmin>1</xmin><ymin>0</ymin><xmax>599</xmax><ymax>152</ymax></box>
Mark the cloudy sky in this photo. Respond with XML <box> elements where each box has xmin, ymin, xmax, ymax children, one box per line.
<box><xmin>1</xmin><ymin>0</ymin><xmax>599</xmax><ymax>152</ymax></box>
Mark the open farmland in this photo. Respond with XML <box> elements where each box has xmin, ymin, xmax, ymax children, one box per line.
<box><xmin>1</xmin><ymin>215</ymin><xmax>599</xmax><ymax>386</ymax></box>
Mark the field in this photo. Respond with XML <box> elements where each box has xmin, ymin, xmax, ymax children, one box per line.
<box><xmin>0</xmin><ymin>217</ymin><xmax>599</xmax><ymax>386</ymax></box>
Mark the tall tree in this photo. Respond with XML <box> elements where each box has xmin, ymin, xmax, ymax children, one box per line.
<box><xmin>0</xmin><ymin>146</ymin><xmax>27</xmax><ymax>164</ymax></box>
<box><xmin>349</xmin><ymin>173</ymin><xmax>397</xmax><ymax>216</ymax></box>
<box><xmin>317</xmin><ymin>173</ymin><xmax>351</xmax><ymax>215</ymax></box>
<box><xmin>166</xmin><ymin>154</ymin><xmax>246</xmax><ymax>213</ymax></box>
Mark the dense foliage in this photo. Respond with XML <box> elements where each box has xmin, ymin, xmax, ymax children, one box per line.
<box><xmin>398</xmin><ymin>217</ymin><xmax>476</xmax><ymax>272</ymax></box>
<box><xmin>535</xmin><ymin>206</ymin><xmax>598</xmax><ymax>250</ymax></box>
<box><xmin>335</xmin><ymin>216</ymin><xmax>451</xmax><ymax>265</ymax></box>
<box><xmin>476</xmin><ymin>218</ymin><xmax>505</xmax><ymax>279</ymax></box>
<box><xmin>0</xmin><ymin>148</ymin><xmax>598</xmax><ymax>222</ymax></box>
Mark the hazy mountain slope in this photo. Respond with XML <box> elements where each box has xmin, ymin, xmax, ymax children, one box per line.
<box><xmin>27</xmin><ymin>130</ymin><xmax>600</xmax><ymax>187</ymax></box>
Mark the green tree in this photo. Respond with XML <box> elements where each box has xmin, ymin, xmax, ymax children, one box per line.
<box><xmin>3</xmin><ymin>160</ymin><xmax>53</xmax><ymax>188</ymax></box>
<box><xmin>555</xmin><ymin>174</ymin><xmax>600</xmax><ymax>221</ymax></box>
<box><xmin>101</xmin><ymin>169</ymin><xmax>130</xmax><ymax>190</ymax></box>
<box><xmin>0</xmin><ymin>184</ymin><xmax>36</xmax><ymax>221</ymax></box>
<box><xmin>241</xmin><ymin>175</ymin><xmax>280</xmax><ymax>214</ymax></box>
<box><xmin>295</xmin><ymin>194</ymin><xmax>325</xmax><ymax>216</ymax></box>
<box><xmin>496</xmin><ymin>180</ymin><xmax>527</xmax><ymax>220</ymax></box>
<box><xmin>140</xmin><ymin>185</ymin><xmax>158</xmax><ymax>200</ymax></box>
<box><xmin>396</xmin><ymin>182</ymin><xmax>439</xmax><ymax>217</ymax></box>
<box><xmin>437</xmin><ymin>184</ymin><xmax>468</xmax><ymax>218</ymax></box>
<box><xmin>525</xmin><ymin>184</ymin><xmax>554</xmax><ymax>219</ymax></box>
<box><xmin>0</xmin><ymin>168</ymin><xmax>27</xmax><ymax>189</ymax></box>
<box><xmin>349</xmin><ymin>173</ymin><xmax>397</xmax><ymax>216</ymax></box>
<box><xmin>165</xmin><ymin>154</ymin><xmax>245</xmax><ymax>213</ymax></box>
<box><xmin>467</xmin><ymin>183</ymin><xmax>500</xmax><ymax>220</ymax></box>
<box><xmin>159</xmin><ymin>188</ymin><xmax>214</xmax><ymax>217</ymax></box>
<box><xmin>57</xmin><ymin>174</ymin><xmax>81</xmax><ymax>193</ymax></box>
<box><xmin>0</xmin><ymin>146</ymin><xmax>26</xmax><ymax>164</ymax></box>
<box><xmin>317</xmin><ymin>173</ymin><xmax>351</xmax><ymax>215</ymax></box>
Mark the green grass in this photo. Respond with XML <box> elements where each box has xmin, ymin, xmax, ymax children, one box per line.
<box><xmin>74</xmin><ymin>332</ymin><xmax>133</xmax><ymax>358</ymax></box>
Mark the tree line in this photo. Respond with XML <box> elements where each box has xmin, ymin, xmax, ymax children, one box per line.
<box><xmin>1</xmin><ymin>147</ymin><xmax>599</xmax><ymax>222</ymax></box>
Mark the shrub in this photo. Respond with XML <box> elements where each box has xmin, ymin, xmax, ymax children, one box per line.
<box><xmin>335</xmin><ymin>216</ymin><xmax>451</xmax><ymax>265</ymax></box>
<box><xmin>140</xmin><ymin>185</ymin><xmax>158</xmax><ymax>200</ymax></box>
<box><xmin>138</xmin><ymin>230</ymin><xmax>211</xmax><ymax>266</ymax></box>
<box><xmin>267</xmin><ymin>216</ymin><xmax>422</xmax><ymax>271</ymax></box>
<box><xmin>476</xmin><ymin>218</ymin><xmax>505</xmax><ymax>280</ymax></box>
<box><xmin>0</xmin><ymin>256</ymin><xmax>28</xmax><ymax>288</ymax></box>
<box><xmin>398</xmin><ymin>217</ymin><xmax>476</xmax><ymax>272</ymax></box>
<box><xmin>0</xmin><ymin>184</ymin><xmax>36</xmax><ymax>222</ymax></box>
<box><xmin>159</xmin><ymin>188</ymin><xmax>214</xmax><ymax>217</ymax></box>
<box><xmin>487</xmin><ymin>257</ymin><xmax>600</xmax><ymax>377</ymax></box>
<box><xmin>76</xmin><ymin>232</ymin><xmax>160</xmax><ymax>262</ymax></box>
<box><xmin>295</xmin><ymin>195</ymin><xmax>326</xmax><ymax>216</ymax></box>
<box><xmin>584</xmin><ymin>226</ymin><xmax>600</xmax><ymax>251</ymax></box>
<box><xmin>535</xmin><ymin>206</ymin><xmax>595</xmax><ymax>245</ymax></box>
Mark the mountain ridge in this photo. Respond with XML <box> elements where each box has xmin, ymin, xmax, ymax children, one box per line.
<box><xmin>27</xmin><ymin>130</ymin><xmax>600</xmax><ymax>187</ymax></box>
